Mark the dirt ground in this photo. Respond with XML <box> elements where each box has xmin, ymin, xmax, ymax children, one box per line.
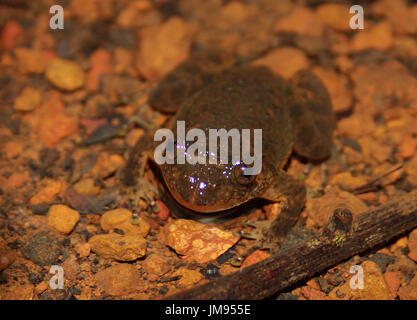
<box><xmin>1</xmin><ymin>0</ymin><xmax>417</xmax><ymax>300</ymax></box>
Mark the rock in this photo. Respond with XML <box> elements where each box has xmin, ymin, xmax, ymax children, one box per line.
<box><xmin>241</xmin><ymin>250</ymin><xmax>270</xmax><ymax>269</ymax></box>
<box><xmin>252</xmin><ymin>47</ymin><xmax>309</xmax><ymax>79</ymax></box>
<box><xmin>142</xmin><ymin>254</ymin><xmax>171</xmax><ymax>280</ymax></box>
<box><xmin>0</xmin><ymin>240</ymin><xmax>15</xmax><ymax>271</ymax></box>
<box><xmin>136</xmin><ymin>17</ymin><xmax>193</xmax><ymax>81</ymax></box>
<box><xmin>47</xmin><ymin>204</ymin><xmax>80</xmax><ymax>235</ymax></box>
<box><xmin>22</xmin><ymin>232</ymin><xmax>62</xmax><ymax>266</ymax></box>
<box><xmin>5</xmin><ymin>172</ymin><xmax>30</xmax><ymax>189</ymax></box>
<box><xmin>13</xmin><ymin>47</ymin><xmax>46</xmax><ymax>74</ymax></box>
<box><xmin>407</xmin><ymin>228</ymin><xmax>417</xmax><ymax>263</ymax></box>
<box><xmin>351</xmin><ymin>21</ymin><xmax>392</xmax><ymax>52</ymax></box>
<box><xmin>172</xmin><ymin>267</ymin><xmax>204</xmax><ymax>287</ymax></box>
<box><xmin>351</xmin><ymin>61</ymin><xmax>417</xmax><ymax>117</ymax></box>
<box><xmin>329</xmin><ymin>172</ymin><xmax>368</xmax><ymax>190</ymax></box>
<box><xmin>155</xmin><ymin>200</ymin><xmax>170</xmax><ymax>221</ymax></box>
<box><xmin>75</xmin><ymin>242</ymin><xmax>91</xmax><ymax>258</ymax></box>
<box><xmin>316</xmin><ymin>4</ymin><xmax>352</xmax><ymax>32</ymax></box>
<box><xmin>14</xmin><ymin>87</ymin><xmax>42</xmax><ymax>111</ymax></box>
<box><xmin>30</xmin><ymin>180</ymin><xmax>67</xmax><ymax>205</ymax></box>
<box><xmin>337</xmin><ymin>113</ymin><xmax>375</xmax><ymax>139</ymax></box>
<box><xmin>86</xmin><ymin>49</ymin><xmax>113</xmax><ymax>92</ymax></box>
<box><xmin>3</xmin><ymin>140</ymin><xmax>24</xmax><ymax>159</ymax></box>
<box><xmin>22</xmin><ymin>93</ymin><xmax>78</xmax><ymax>147</ymax></box>
<box><xmin>384</xmin><ymin>271</ymin><xmax>401</xmax><ymax>298</ymax></box>
<box><xmin>307</xmin><ymin>186</ymin><xmax>368</xmax><ymax>227</ymax></box>
<box><xmin>88</xmin><ymin>233</ymin><xmax>146</xmax><ymax>261</ymax></box>
<box><xmin>312</xmin><ymin>67</ymin><xmax>352</xmax><ymax>113</ymax></box>
<box><xmin>100</xmin><ymin>208</ymin><xmax>149</xmax><ymax>237</ymax></box>
<box><xmin>45</xmin><ymin>58</ymin><xmax>85</xmax><ymax>91</ymax></box>
<box><xmin>73</xmin><ymin>178</ymin><xmax>100</xmax><ymax>196</ymax></box>
<box><xmin>90</xmin><ymin>152</ymin><xmax>125</xmax><ymax>179</ymax></box>
<box><xmin>328</xmin><ymin>261</ymin><xmax>392</xmax><ymax>300</ymax></box>
<box><xmin>398</xmin><ymin>135</ymin><xmax>417</xmax><ymax>160</ymax></box>
<box><xmin>398</xmin><ymin>273</ymin><xmax>417</xmax><ymax>299</ymax></box>
<box><xmin>160</xmin><ymin>219</ymin><xmax>239</xmax><ymax>264</ymax></box>
<box><xmin>95</xmin><ymin>264</ymin><xmax>140</xmax><ymax>296</ymax></box>
<box><xmin>372</xmin><ymin>0</ymin><xmax>417</xmax><ymax>35</ymax></box>
<box><xmin>0</xmin><ymin>20</ymin><xmax>23</xmax><ymax>50</ymax></box>
<box><xmin>274</xmin><ymin>6</ymin><xmax>324</xmax><ymax>37</ymax></box>
<box><xmin>301</xmin><ymin>286</ymin><xmax>328</xmax><ymax>300</ymax></box>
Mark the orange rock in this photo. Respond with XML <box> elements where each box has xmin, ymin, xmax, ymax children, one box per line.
<box><xmin>407</xmin><ymin>228</ymin><xmax>417</xmax><ymax>263</ymax></box>
<box><xmin>23</xmin><ymin>94</ymin><xmax>78</xmax><ymax>147</ymax></box>
<box><xmin>393</xmin><ymin>36</ymin><xmax>417</xmax><ymax>58</ymax></box>
<box><xmin>172</xmin><ymin>267</ymin><xmax>204</xmax><ymax>287</ymax></box>
<box><xmin>398</xmin><ymin>135</ymin><xmax>417</xmax><ymax>160</ymax></box>
<box><xmin>274</xmin><ymin>6</ymin><xmax>324</xmax><ymax>37</ymax></box>
<box><xmin>329</xmin><ymin>172</ymin><xmax>368</xmax><ymax>190</ymax></box>
<box><xmin>30</xmin><ymin>180</ymin><xmax>67</xmax><ymax>205</ymax></box>
<box><xmin>89</xmin><ymin>233</ymin><xmax>146</xmax><ymax>261</ymax></box>
<box><xmin>13</xmin><ymin>47</ymin><xmax>46</xmax><ymax>74</ymax></box>
<box><xmin>372</xmin><ymin>0</ymin><xmax>417</xmax><ymax>35</ymax></box>
<box><xmin>0</xmin><ymin>239</ymin><xmax>15</xmax><ymax>271</ymax></box>
<box><xmin>328</xmin><ymin>261</ymin><xmax>392</xmax><ymax>300</ymax></box>
<box><xmin>142</xmin><ymin>254</ymin><xmax>171</xmax><ymax>278</ymax></box>
<box><xmin>100</xmin><ymin>208</ymin><xmax>149</xmax><ymax>237</ymax></box>
<box><xmin>14</xmin><ymin>87</ymin><xmax>42</xmax><ymax>111</ymax></box>
<box><xmin>45</xmin><ymin>58</ymin><xmax>85</xmax><ymax>91</ymax></box>
<box><xmin>156</xmin><ymin>200</ymin><xmax>170</xmax><ymax>221</ymax></box>
<box><xmin>384</xmin><ymin>271</ymin><xmax>401</xmax><ymax>298</ymax></box>
<box><xmin>75</xmin><ymin>242</ymin><xmax>91</xmax><ymax>258</ymax></box>
<box><xmin>1</xmin><ymin>20</ymin><xmax>23</xmax><ymax>50</ymax></box>
<box><xmin>73</xmin><ymin>178</ymin><xmax>100</xmax><ymax>196</ymax></box>
<box><xmin>34</xmin><ymin>282</ymin><xmax>48</xmax><ymax>295</ymax></box>
<box><xmin>95</xmin><ymin>264</ymin><xmax>140</xmax><ymax>296</ymax></box>
<box><xmin>0</xmin><ymin>283</ymin><xmax>34</xmax><ymax>300</ymax></box>
<box><xmin>47</xmin><ymin>204</ymin><xmax>80</xmax><ymax>235</ymax></box>
<box><xmin>316</xmin><ymin>4</ymin><xmax>352</xmax><ymax>32</ymax></box>
<box><xmin>337</xmin><ymin>113</ymin><xmax>375</xmax><ymax>139</ymax></box>
<box><xmin>136</xmin><ymin>17</ymin><xmax>193</xmax><ymax>81</ymax></box>
<box><xmin>351</xmin><ymin>61</ymin><xmax>417</xmax><ymax>117</ymax></box>
<box><xmin>307</xmin><ymin>186</ymin><xmax>368</xmax><ymax>227</ymax></box>
<box><xmin>313</xmin><ymin>67</ymin><xmax>352</xmax><ymax>113</ymax></box>
<box><xmin>301</xmin><ymin>286</ymin><xmax>328</xmax><ymax>300</ymax></box>
<box><xmin>398</xmin><ymin>273</ymin><xmax>417</xmax><ymax>299</ymax></box>
<box><xmin>252</xmin><ymin>47</ymin><xmax>309</xmax><ymax>79</ymax></box>
<box><xmin>86</xmin><ymin>49</ymin><xmax>113</xmax><ymax>91</ymax></box>
<box><xmin>3</xmin><ymin>140</ymin><xmax>24</xmax><ymax>159</ymax></box>
<box><xmin>5</xmin><ymin>172</ymin><xmax>30</xmax><ymax>189</ymax></box>
<box><xmin>90</xmin><ymin>152</ymin><xmax>125</xmax><ymax>179</ymax></box>
<box><xmin>241</xmin><ymin>250</ymin><xmax>270</xmax><ymax>269</ymax></box>
<box><xmin>351</xmin><ymin>21</ymin><xmax>392</xmax><ymax>52</ymax></box>
<box><xmin>161</xmin><ymin>219</ymin><xmax>239</xmax><ymax>264</ymax></box>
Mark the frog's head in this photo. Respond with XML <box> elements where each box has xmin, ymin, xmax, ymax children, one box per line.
<box><xmin>159</xmin><ymin>160</ymin><xmax>268</xmax><ymax>213</ymax></box>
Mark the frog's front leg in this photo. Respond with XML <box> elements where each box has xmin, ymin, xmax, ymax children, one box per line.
<box><xmin>123</xmin><ymin>133</ymin><xmax>159</xmax><ymax>217</ymax></box>
<box><xmin>237</xmin><ymin>171</ymin><xmax>306</xmax><ymax>262</ymax></box>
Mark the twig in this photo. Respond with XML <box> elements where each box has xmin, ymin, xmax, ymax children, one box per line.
<box><xmin>167</xmin><ymin>189</ymin><xmax>417</xmax><ymax>299</ymax></box>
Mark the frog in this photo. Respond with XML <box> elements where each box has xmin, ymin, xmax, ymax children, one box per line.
<box><xmin>124</xmin><ymin>51</ymin><xmax>335</xmax><ymax>259</ymax></box>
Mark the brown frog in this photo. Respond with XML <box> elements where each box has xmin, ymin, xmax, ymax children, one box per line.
<box><xmin>125</xmin><ymin>52</ymin><xmax>335</xmax><ymax>258</ymax></box>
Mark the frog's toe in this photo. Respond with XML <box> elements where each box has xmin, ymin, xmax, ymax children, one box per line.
<box><xmin>132</xmin><ymin>179</ymin><xmax>160</xmax><ymax>214</ymax></box>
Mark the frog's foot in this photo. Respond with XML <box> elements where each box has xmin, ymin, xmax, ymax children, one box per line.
<box><xmin>231</xmin><ymin>220</ymin><xmax>282</xmax><ymax>267</ymax></box>
<box><xmin>131</xmin><ymin>178</ymin><xmax>160</xmax><ymax>221</ymax></box>
<box><xmin>232</xmin><ymin>172</ymin><xmax>306</xmax><ymax>267</ymax></box>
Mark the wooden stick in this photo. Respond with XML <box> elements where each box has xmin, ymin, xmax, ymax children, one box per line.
<box><xmin>167</xmin><ymin>190</ymin><xmax>417</xmax><ymax>300</ymax></box>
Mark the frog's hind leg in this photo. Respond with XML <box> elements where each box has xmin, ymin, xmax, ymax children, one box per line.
<box><xmin>235</xmin><ymin>171</ymin><xmax>306</xmax><ymax>265</ymax></box>
<box><xmin>149</xmin><ymin>51</ymin><xmax>236</xmax><ymax>113</ymax></box>
<box><xmin>289</xmin><ymin>70</ymin><xmax>335</xmax><ymax>160</ymax></box>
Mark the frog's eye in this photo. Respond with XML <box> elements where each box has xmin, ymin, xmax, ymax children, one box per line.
<box><xmin>233</xmin><ymin>165</ymin><xmax>256</xmax><ymax>185</ymax></box>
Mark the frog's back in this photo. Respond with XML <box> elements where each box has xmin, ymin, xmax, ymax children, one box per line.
<box><xmin>172</xmin><ymin>66</ymin><xmax>295</xmax><ymax>171</ymax></box>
